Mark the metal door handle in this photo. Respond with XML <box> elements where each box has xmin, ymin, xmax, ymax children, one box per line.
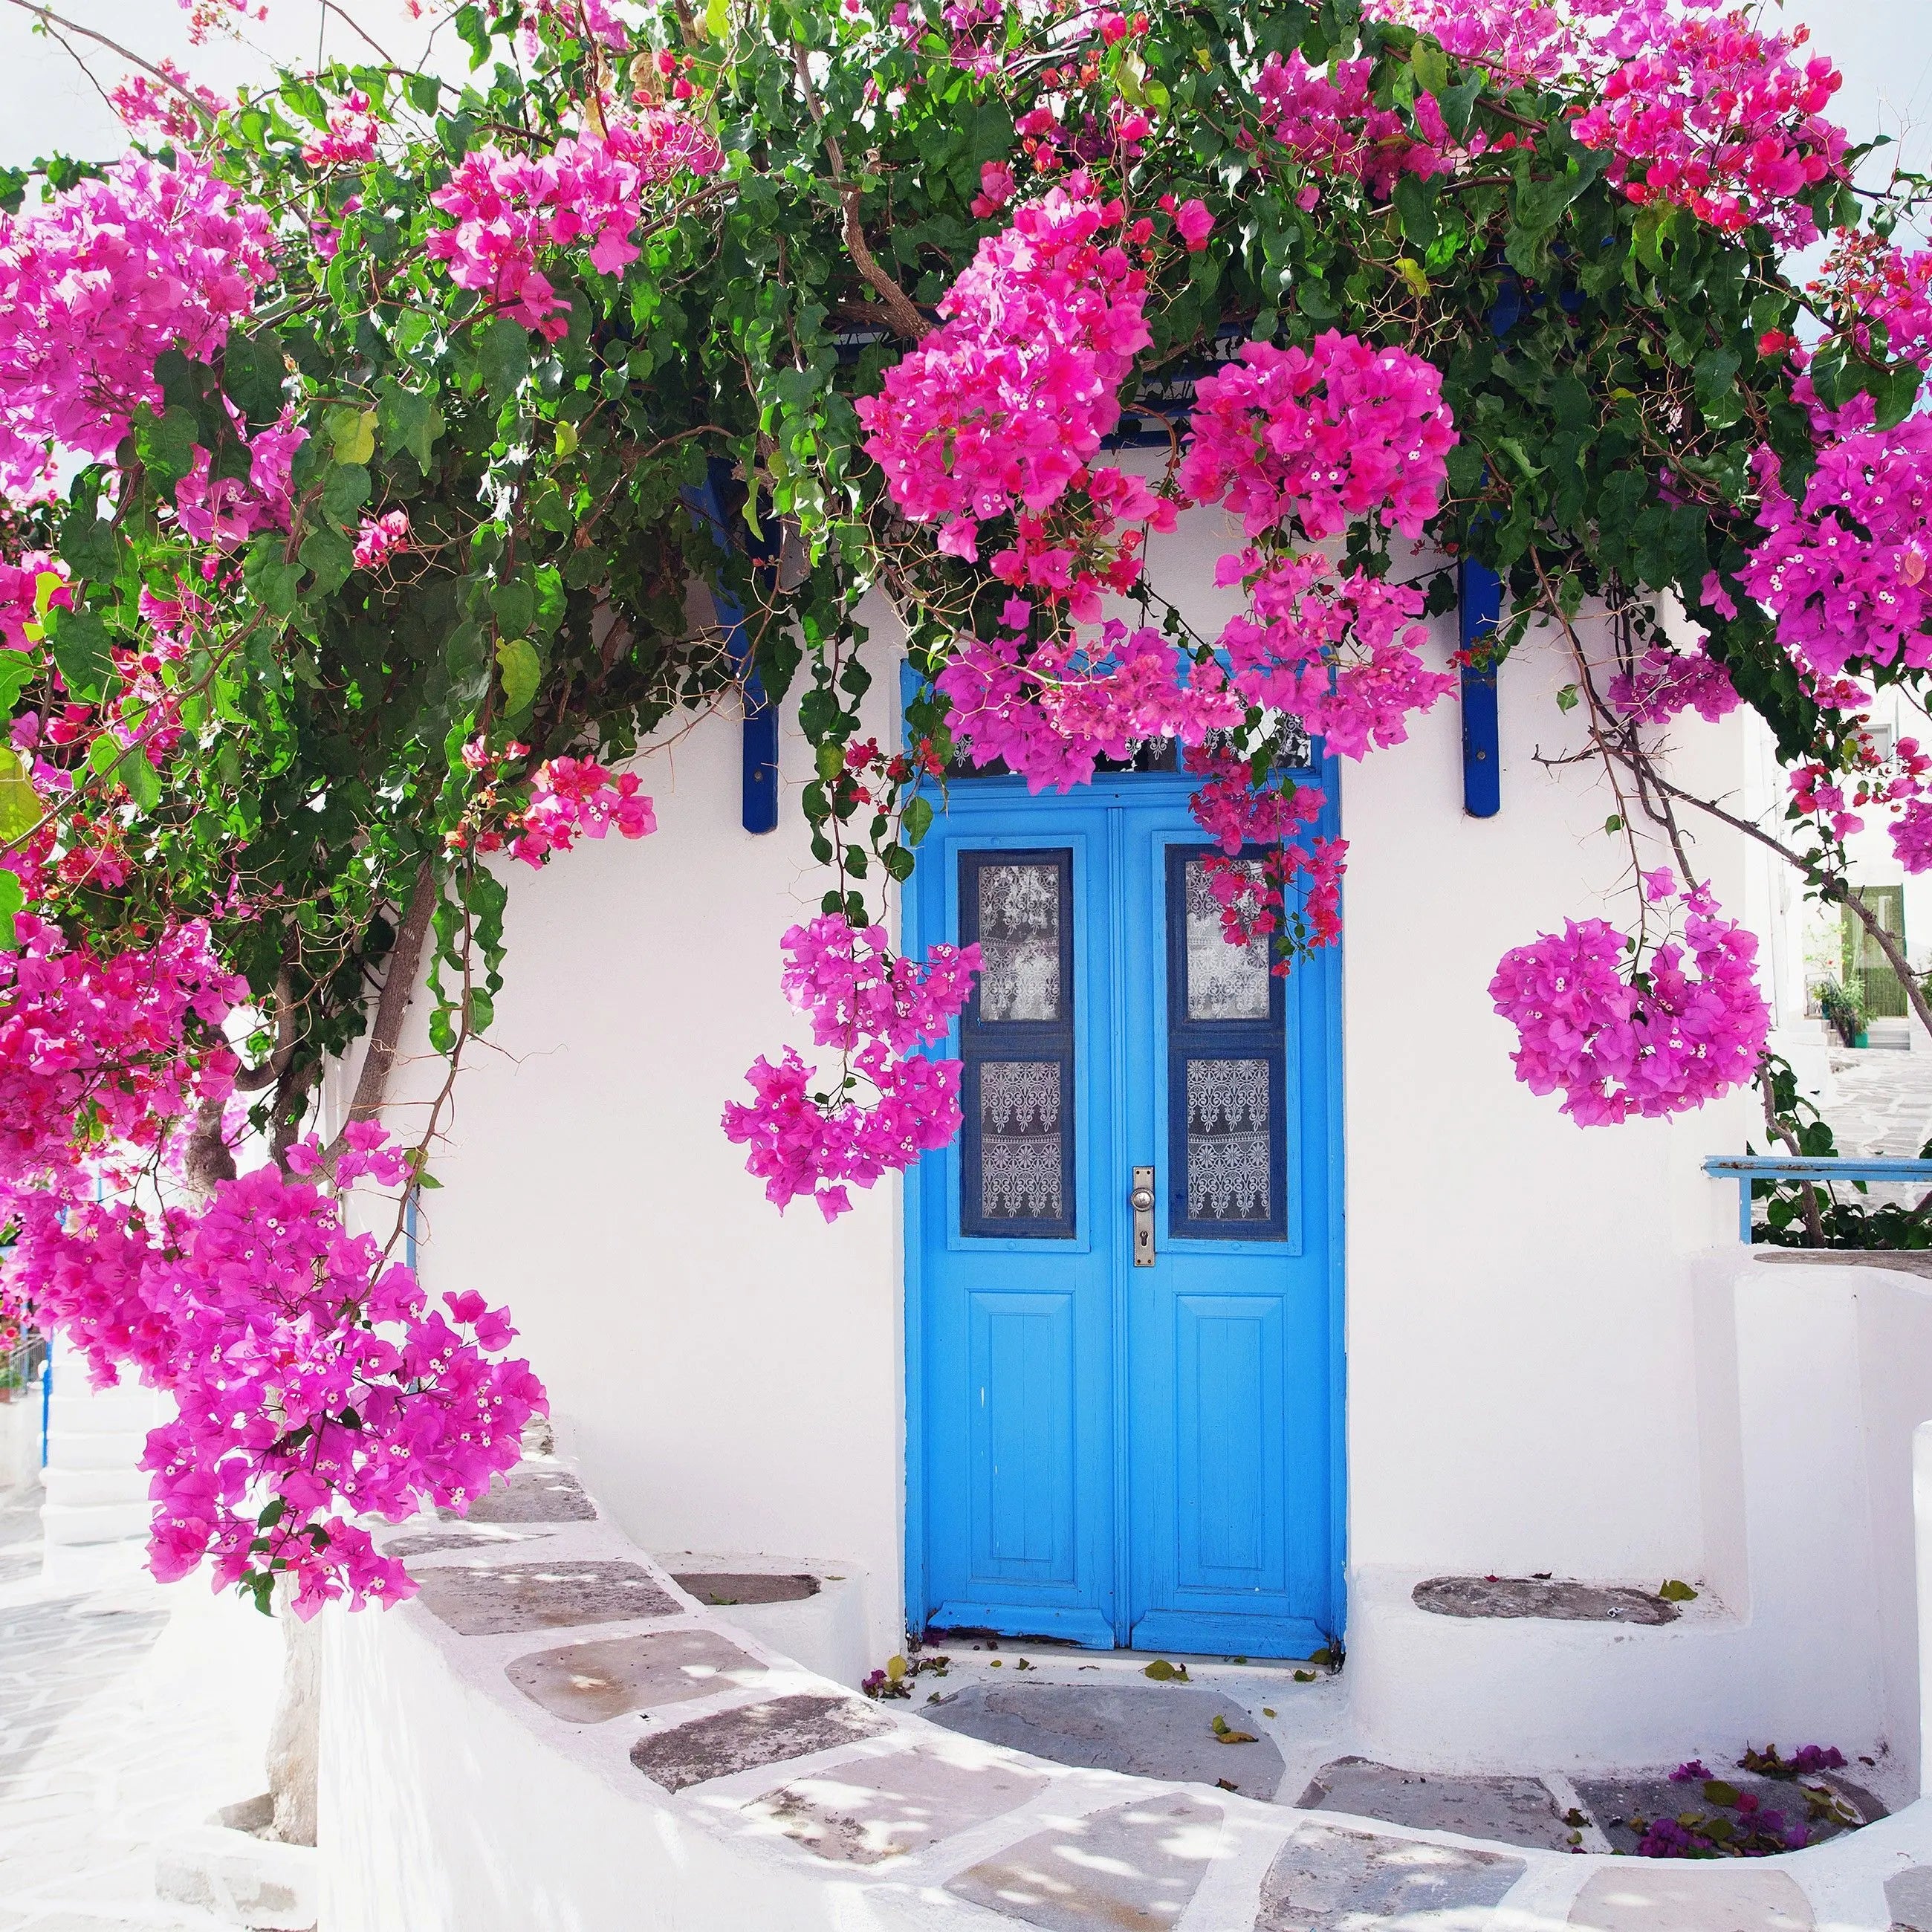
<box><xmin>1130</xmin><ymin>1166</ymin><xmax>1155</xmax><ymax>1267</ymax></box>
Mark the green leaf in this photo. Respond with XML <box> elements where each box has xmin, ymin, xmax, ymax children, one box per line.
<box><xmin>477</xmin><ymin>316</ymin><xmax>530</xmax><ymax>400</ymax></box>
<box><xmin>466</xmin><ymin>987</ymin><xmax>495</xmax><ymax>1033</ymax></box>
<box><xmin>490</xmin><ymin>580</ymin><xmax>536</xmax><ymax>638</ymax></box>
<box><xmin>1605</xmin><ymin>813</ymin><xmax>1624</xmax><ymax>834</ymax></box>
<box><xmin>453</xmin><ymin>3</ymin><xmax>490</xmax><ymax>66</ymax></box>
<box><xmin>379</xmin><ymin>386</ymin><xmax>444</xmax><ymax>470</ymax></box>
<box><xmin>0</xmin><ymin>746</ymin><xmax>39</xmax><ymax>841</ymax></box>
<box><xmin>406</xmin><ymin>72</ymin><xmax>441</xmax><ymax>113</ymax></box>
<box><xmin>321</xmin><ymin>463</ymin><xmax>371</xmax><ymax>530</ymax></box>
<box><xmin>327</xmin><ymin>406</ymin><xmax>377</xmax><ymax>467</ymax></box>
<box><xmin>0</xmin><ymin>652</ymin><xmax>28</xmax><ymax>717</ymax></box>
<box><xmin>1393</xmin><ymin>172</ymin><xmax>1438</xmax><ymax>248</ymax></box>
<box><xmin>136</xmin><ymin>403</ymin><xmax>200</xmax><ymax>486</ymax></box>
<box><xmin>902</xmin><ymin>794</ymin><xmax>934</xmax><ymax>847</ymax></box>
<box><xmin>1436</xmin><ymin>72</ymin><xmax>1484</xmax><ymax>140</ymax></box>
<box><xmin>816</xmin><ymin>739</ymin><xmax>846</xmax><ymax>783</ymax></box>
<box><xmin>1410</xmin><ymin>39</ymin><xmax>1450</xmax><ymax>96</ymax></box>
<box><xmin>703</xmin><ymin>0</ymin><xmax>730</xmax><ymax>38</ymax></box>
<box><xmin>1658</xmin><ymin>1578</ymin><xmax>1698</xmax><ymax>1602</ymax></box>
<box><xmin>243</xmin><ymin>535</ymin><xmax>302</xmax><ymax>617</ymax></box>
<box><xmin>114</xmin><ymin>742</ymin><xmax>161</xmax><ymax>813</ymax></box>
<box><xmin>299</xmin><ymin>525</ymin><xmax>355</xmax><ymax>596</ymax></box>
<box><xmin>496</xmin><ymin>635</ymin><xmax>540</xmax><ymax>717</ymax></box>
<box><xmin>1556</xmin><ymin>684</ymin><xmax>1580</xmax><ymax>713</ymax></box>
<box><xmin>221</xmin><ymin>332</ymin><xmax>286</xmax><ymax>424</ymax></box>
<box><xmin>0</xmin><ymin>867</ymin><xmax>23</xmax><ymax>951</ymax></box>
<box><xmin>58</xmin><ymin>506</ymin><xmax>119</xmax><ymax>583</ymax></box>
<box><xmin>44</xmin><ymin>607</ymin><xmax>114</xmax><ymax>700</ymax></box>
<box><xmin>1702</xmin><ymin>1778</ymin><xmax>1740</xmax><ymax>1806</ymax></box>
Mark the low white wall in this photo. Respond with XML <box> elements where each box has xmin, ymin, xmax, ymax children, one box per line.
<box><xmin>1350</xmin><ymin>1251</ymin><xmax>1932</xmax><ymax>1776</ymax></box>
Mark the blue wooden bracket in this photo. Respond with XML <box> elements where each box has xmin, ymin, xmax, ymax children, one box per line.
<box><xmin>684</xmin><ymin>458</ymin><xmax>780</xmax><ymax>835</ymax></box>
<box><xmin>1458</xmin><ymin>556</ymin><xmax>1503</xmax><ymax>819</ymax></box>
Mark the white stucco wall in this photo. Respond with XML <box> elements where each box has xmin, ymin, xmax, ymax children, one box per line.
<box><xmin>358</xmin><ymin>496</ymin><xmax>1760</xmax><ymax>1676</ymax></box>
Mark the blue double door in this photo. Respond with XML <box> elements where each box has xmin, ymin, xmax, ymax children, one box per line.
<box><xmin>907</xmin><ymin>771</ymin><xmax>1341</xmax><ymax>1658</ymax></box>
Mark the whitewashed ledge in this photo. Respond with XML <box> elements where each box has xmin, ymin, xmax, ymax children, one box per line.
<box><xmin>318</xmin><ymin>1454</ymin><xmax>1932</xmax><ymax>1931</ymax></box>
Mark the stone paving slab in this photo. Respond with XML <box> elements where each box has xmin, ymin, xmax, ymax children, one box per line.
<box><xmin>1297</xmin><ymin>1757</ymin><xmax>1575</xmax><ymax>1851</ymax></box>
<box><xmin>1888</xmin><ymin>1865</ymin><xmax>1932</xmax><ymax>1931</ymax></box>
<box><xmin>747</xmin><ymin>1745</ymin><xmax>1049</xmax><ymax>1865</ymax></box>
<box><xmin>629</xmin><ymin>1693</ymin><xmax>892</xmax><ymax>1793</ymax></box>
<box><xmin>412</xmin><ymin>1558</ymin><xmax>678</xmax><ymax>1636</ymax></box>
<box><xmin>460</xmin><ymin>1465</ymin><xmax>597</xmax><ymax>1524</ymax></box>
<box><xmin>672</xmin><ymin>1571</ymin><xmax>820</xmax><ymax>1606</ymax></box>
<box><xmin>946</xmin><ymin>1792</ymin><xmax>1224</xmax><ymax>1931</ymax></box>
<box><xmin>1255</xmin><ymin>1821</ymin><xmax>1526</xmax><ymax>1931</ymax></box>
<box><xmin>1569</xmin><ymin>1865</ymin><xmax>1814</xmax><ymax>1930</ymax></box>
<box><xmin>387</xmin><ymin>1526</ymin><xmax>555</xmax><ymax>1557</ymax></box>
<box><xmin>507</xmin><ymin>1627</ymin><xmax>767</xmax><ymax>1722</ymax></box>
<box><xmin>1413</xmin><ymin>1576</ymin><xmax>1679</xmax><ymax>1624</ymax></box>
<box><xmin>924</xmin><ymin>1682</ymin><xmax>1286</xmax><ymax>1800</ymax></box>
<box><xmin>1576</xmin><ymin>1769</ymin><xmax>1877</xmax><ymax>1856</ymax></box>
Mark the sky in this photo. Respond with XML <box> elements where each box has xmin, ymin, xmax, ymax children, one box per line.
<box><xmin>0</xmin><ymin>1</ymin><xmax>1926</xmax><ymax>197</ymax></box>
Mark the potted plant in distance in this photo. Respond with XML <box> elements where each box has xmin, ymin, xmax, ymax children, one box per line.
<box><xmin>1818</xmin><ymin>979</ymin><xmax>1870</xmax><ymax>1048</ymax></box>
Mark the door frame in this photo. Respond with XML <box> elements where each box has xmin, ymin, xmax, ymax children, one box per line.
<box><xmin>901</xmin><ymin>748</ymin><xmax>1349</xmax><ymax>1653</ymax></box>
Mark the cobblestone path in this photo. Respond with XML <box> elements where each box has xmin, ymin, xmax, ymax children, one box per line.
<box><xmin>0</xmin><ymin>1497</ymin><xmax>281</xmax><ymax>1932</ymax></box>
<box><xmin>1818</xmin><ymin>1050</ymin><xmax>1932</xmax><ymax>1210</ymax></box>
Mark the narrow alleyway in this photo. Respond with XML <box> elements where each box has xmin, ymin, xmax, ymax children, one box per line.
<box><xmin>0</xmin><ymin>1497</ymin><xmax>282</xmax><ymax>1932</ymax></box>
<box><xmin>1815</xmin><ymin>1049</ymin><xmax>1932</xmax><ymax>1212</ymax></box>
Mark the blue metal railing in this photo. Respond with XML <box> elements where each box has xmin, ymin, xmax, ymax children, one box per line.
<box><xmin>1703</xmin><ymin>1154</ymin><xmax>1932</xmax><ymax>1245</ymax></box>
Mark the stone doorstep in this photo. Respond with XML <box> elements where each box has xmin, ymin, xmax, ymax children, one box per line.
<box><xmin>153</xmin><ymin>1826</ymin><xmax>317</xmax><ymax>1932</ymax></box>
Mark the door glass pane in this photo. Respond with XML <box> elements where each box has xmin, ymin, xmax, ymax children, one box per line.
<box><xmin>980</xmin><ymin>1061</ymin><xmax>1064</xmax><ymax>1222</ymax></box>
<box><xmin>961</xmin><ymin>849</ymin><xmax>1075</xmax><ymax>1239</ymax></box>
<box><xmin>1184</xmin><ymin>859</ymin><xmax>1271</xmax><ymax>1021</ymax></box>
<box><xmin>1185</xmin><ymin>1058</ymin><xmax>1271</xmax><ymax>1224</ymax></box>
<box><xmin>979</xmin><ymin>863</ymin><xmax>1063</xmax><ymax>1021</ymax></box>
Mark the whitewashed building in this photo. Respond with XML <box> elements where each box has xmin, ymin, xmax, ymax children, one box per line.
<box><xmin>346</xmin><ymin>496</ymin><xmax>1932</xmax><ymax>1782</ymax></box>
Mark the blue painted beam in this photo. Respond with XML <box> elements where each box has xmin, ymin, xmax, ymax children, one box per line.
<box><xmin>1458</xmin><ymin>556</ymin><xmax>1503</xmax><ymax>819</ymax></box>
<box><xmin>685</xmin><ymin>460</ymin><xmax>781</xmax><ymax>836</ymax></box>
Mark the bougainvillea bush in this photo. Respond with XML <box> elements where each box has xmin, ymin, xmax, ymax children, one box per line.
<box><xmin>1</xmin><ymin>0</ymin><xmax>1931</xmax><ymax>1607</ymax></box>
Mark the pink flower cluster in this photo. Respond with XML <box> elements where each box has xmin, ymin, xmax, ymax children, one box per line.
<box><xmin>109</xmin><ymin>62</ymin><xmax>227</xmax><ymax>145</ymax></box>
<box><xmin>1571</xmin><ymin>8</ymin><xmax>1847</xmax><ymax>247</ymax></box>
<box><xmin>170</xmin><ymin>415</ymin><xmax>305</xmax><ymax>548</ymax></box>
<box><xmin>353</xmin><ymin>509</ymin><xmax>411</xmax><ymax>571</ymax></box>
<box><xmin>506</xmin><ymin>756</ymin><xmax>657</xmax><ymax>866</ymax></box>
<box><xmin>722</xmin><ymin>918</ymin><xmax>980</xmax><ymax>1221</ymax></box>
<box><xmin>5</xmin><ymin>1127</ymin><xmax>542</xmax><ymax>1614</ymax></box>
<box><xmin>936</xmin><ymin>610</ymin><xmax>1242</xmax><ymax>791</ymax></box>
<box><xmin>1185</xmin><ymin>748</ymin><xmax>1346</xmax><ymax>961</ymax></box>
<box><xmin>854</xmin><ymin>187</ymin><xmax>1152</xmax><ymax>563</ymax></box>
<box><xmin>0</xmin><ymin>554</ymin><xmax>65</xmax><ymax>653</ymax></box>
<box><xmin>1489</xmin><ymin>881</ymin><xmax>1770</xmax><ymax>1124</ymax></box>
<box><xmin>1215</xmin><ymin>551</ymin><xmax>1456</xmax><ymax>759</ymax></box>
<box><xmin>1740</xmin><ymin>406</ymin><xmax>1932</xmax><ymax>684</ymax></box>
<box><xmin>302</xmin><ymin>91</ymin><xmax>380</xmax><ymax>169</ymax></box>
<box><xmin>1788</xmin><ymin>729</ymin><xmax>1932</xmax><ymax>873</ymax></box>
<box><xmin>0</xmin><ymin>914</ymin><xmax>245</xmax><ymax>1198</ymax></box>
<box><xmin>427</xmin><ymin>114</ymin><xmax>723</xmax><ymax>340</ymax></box>
<box><xmin>1815</xmin><ymin>232</ymin><xmax>1932</xmax><ymax>372</ymax></box>
<box><xmin>1177</xmin><ymin>334</ymin><xmax>1456</xmax><ymax>543</ymax></box>
<box><xmin>1604</xmin><ymin>641</ymin><xmax>1740</xmax><ymax>724</ymax></box>
<box><xmin>1251</xmin><ymin>52</ymin><xmax>1451</xmax><ymax>202</ymax></box>
<box><xmin>0</xmin><ymin>154</ymin><xmax>273</xmax><ymax>493</ymax></box>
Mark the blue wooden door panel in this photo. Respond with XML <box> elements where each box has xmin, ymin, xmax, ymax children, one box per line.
<box><xmin>1175</xmin><ymin>1294</ymin><xmax>1284</xmax><ymax>1592</ymax></box>
<box><xmin>970</xmin><ymin>1291</ymin><xmax>1076</xmax><ymax>1582</ymax></box>
<box><xmin>908</xmin><ymin>766</ymin><xmax>1341</xmax><ymax>1659</ymax></box>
